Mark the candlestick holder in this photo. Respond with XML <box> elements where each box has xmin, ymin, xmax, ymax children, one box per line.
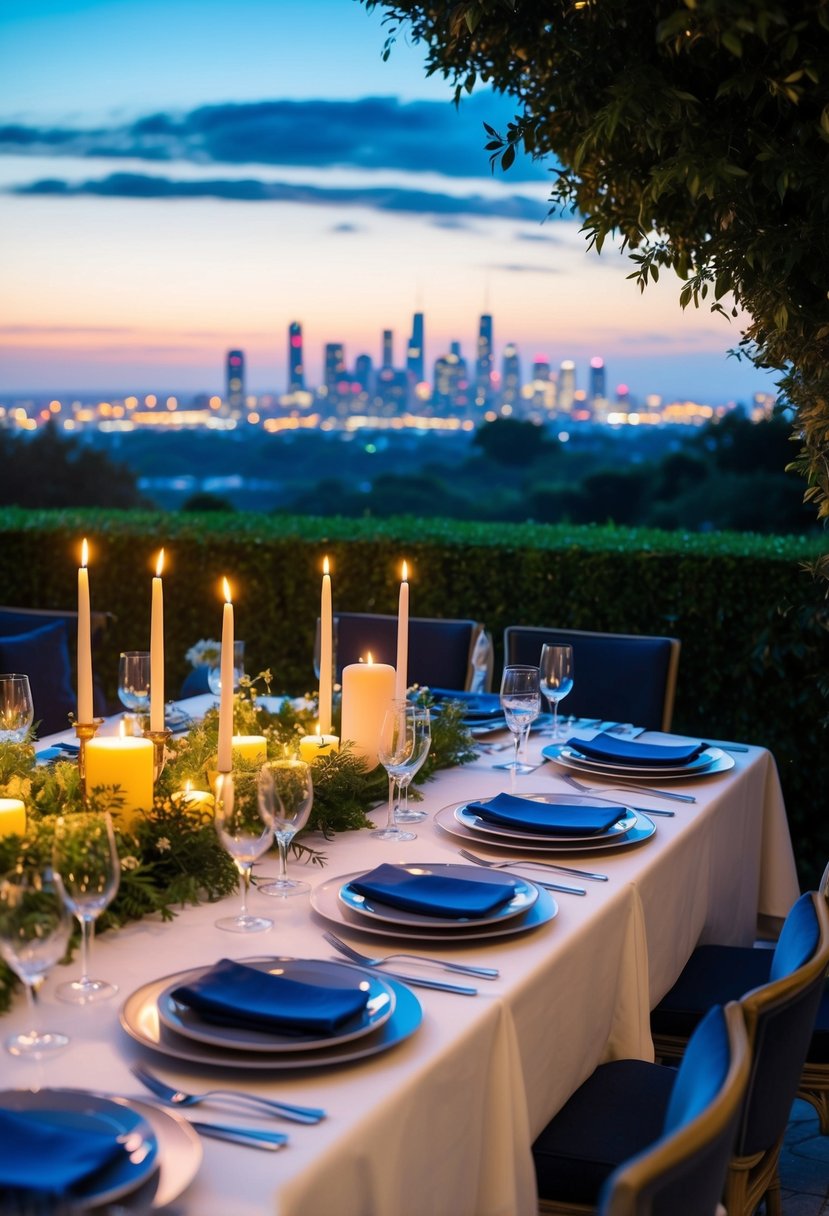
<box><xmin>72</xmin><ymin>718</ymin><xmax>105</xmax><ymax>803</ymax></box>
<box><xmin>143</xmin><ymin>727</ymin><xmax>173</xmax><ymax>783</ymax></box>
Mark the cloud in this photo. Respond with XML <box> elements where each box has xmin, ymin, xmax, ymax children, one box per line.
<box><xmin>0</xmin><ymin>94</ymin><xmax>547</xmax><ymax>181</ymax></box>
<box><xmin>515</xmin><ymin>229</ymin><xmax>558</xmax><ymax>244</ymax></box>
<box><xmin>488</xmin><ymin>262</ymin><xmax>558</xmax><ymax>274</ymax></box>
<box><xmin>13</xmin><ymin>171</ymin><xmax>550</xmax><ymax>220</ymax></box>
<box><xmin>331</xmin><ymin>222</ymin><xmax>361</xmax><ymax>233</ymax></box>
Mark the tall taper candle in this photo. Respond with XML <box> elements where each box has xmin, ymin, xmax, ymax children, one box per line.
<box><xmin>395</xmin><ymin>559</ymin><xmax>409</xmax><ymax>701</ymax></box>
<box><xmin>77</xmin><ymin>538</ymin><xmax>93</xmax><ymax>723</ymax></box>
<box><xmin>150</xmin><ymin>548</ymin><xmax>165</xmax><ymax>732</ymax></box>
<box><xmin>217</xmin><ymin>577</ymin><xmax>234</xmax><ymax>773</ymax></box>
<box><xmin>319</xmin><ymin>555</ymin><xmax>333</xmax><ymax>734</ymax></box>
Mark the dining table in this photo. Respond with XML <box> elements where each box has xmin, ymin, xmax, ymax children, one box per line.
<box><xmin>2</xmin><ymin>697</ymin><xmax>799</xmax><ymax>1216</ymax></box>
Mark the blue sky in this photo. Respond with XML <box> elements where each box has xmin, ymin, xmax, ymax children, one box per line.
<box><xmin>0</xmin><ymin>0</ymin><xmax>776</xmax><ymax>402</ymax></box>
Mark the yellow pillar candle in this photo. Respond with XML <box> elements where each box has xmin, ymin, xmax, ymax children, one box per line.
<box><xmin>232</xmin><ymin>735</ymin><xmax>268</xmax><ymax>764</ymax></box>
<box><xmin>299</xmin><ymin>732</ymin><xmax>340</xmax><ymax>763</ymax></box>
<box><xmin>0</xmin><ymin>798</ymin><xmax>26</xmax><ymax>838</ymax></box>
<box><xmin>340</xmin><ymin>655</ymin><xmax>395</xmax><ymax>770</ymax></box>
<box><xmin>85</xmin><ymin>736</ymin><xmax>154</xmax><ymax>828</ymax></box>
<box><xmin>217</xmin><ymin>577</ymin><xmax>234</xmax><ymax>773</ymax></box>
<box><xmin>395</xmin><ymin>559</ymin><xmax>409</xmax><ymax>701</ymax></box>
<box><xmin>319</xmin><ymin>555</ymin><xmax>333</xmax><ymax>735</ymax></box>
<box><xmin>172</xmin><ymin>783</ymin><xmax>214</xmax><ymax>815</ymax></box>
<box><xmin>150</xmin><ymin>548</ymin><xmax>165</xmax><ymax>733</ymax></box>
<box><xmin>77</xmin><ymin>538</ymin><xmax>94</xmax><ymax>723</ymax></box>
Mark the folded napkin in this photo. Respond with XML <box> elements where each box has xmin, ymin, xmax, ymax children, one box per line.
<box><xmin>350</xmin><ymin>862</ymin><xmax>519</xmax><ymax>918</ymax></box>
<box><xmin>428</xmin><ymin>689</ymin><xmax>503</xmax><ymax>721</ymax></box>
<box><xmin>0</xmin><ymin>1106</ymin><xmax>129</xmax><ymax>1195</ymax></box>
<box><xmin>567</xmin><ymin>731</ymin><xmax>707</xmax><ymax>767</ymax></box>
<box><xmin>170</xmin><ymin>957</ymin><xmax>369</xmax><ymax>1034</ymax></box>
<box><xmin>466</xmin><ymin>792</ymin><xmax>623</xmax><ymax>836</ymax></box>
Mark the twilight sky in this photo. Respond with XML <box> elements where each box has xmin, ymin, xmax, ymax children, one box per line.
<box><xmin>0</xmin><ymin>0</ymin><xmax>775</xmax><ymax>402</ymax></box>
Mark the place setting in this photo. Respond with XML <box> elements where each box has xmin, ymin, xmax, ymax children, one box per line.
<box><xmin>542</xmin><ymin>728</ymin><xmax>736</xmax><ymax>783</ymax></box>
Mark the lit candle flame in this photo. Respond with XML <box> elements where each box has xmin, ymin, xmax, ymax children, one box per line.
<box><xmin>155</xmin><ymin>548</ymin><xmax>165</xmax><ymax>578</ymax></box>
<box><xmin>81</xmin><ymin>538</ymin><xmax>89</xmax><ymax>568</ymax></box>
<box><xmin>184</xmin><ymin>779</ymin><xmax>192</xmax><ymax>794</ymax></box>
<box><xmin>323</xmin><ymin>555</ymin><xmax>330</xmax><ymax>575</ymax></box>
<box><xmin>401</xmin><ymin>560</ymin><xmax>408</xmax><ymax>581</ymax></box>
<box><xmin>222</xmin><ymin>577</ymin><xmax>232</xmax><ymax>603</ymax></box>
<box><xmin>366</xmin><ymin>651</ymin><xmax>374</xmax><ymax>665</ymax></box>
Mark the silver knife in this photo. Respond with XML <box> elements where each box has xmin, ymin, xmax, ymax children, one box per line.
<box><xmin>189</xmin><ymin>1121</ymin><xmax>289</xmax><ymax>1150</ymax></box>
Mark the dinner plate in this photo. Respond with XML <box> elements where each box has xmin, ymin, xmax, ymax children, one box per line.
<box><xmin>156</xmin><ymin>957</ymin><xmax>396</xmax><ymax>1053</ymax></box>
<box><xmin>434</xmin><ymin>802</ymin><xmax>656</xmax><ymax>854</ymax></box>
<box><xmin>0</xmin><ymin>1088</ymin><xmax>159</xmax><ymax>1209</ymax></box>
<box><xmin>339</xmin><ymin>862</ymin><xmax>539</xmax><ymax>928</ymax></box>
<box><xmin>313</xmin><ymin>872</ymin><xmax>558</xmax><ymax>942</ymax></box>
<box><xmin>121</xmin><ymin>964</ymin><xmax>422</xmax><ymax>1071</ymax></box>
<box><xmin>455</xmin><ymin>793</ymin><xmax>637</xmax><ymax>844</ymax></box>
<box><xmin>546</xmin><ymin>745</ymin><xmax>735</xmax><ymax>781</ymax></box>
<box><xmin>558</xmin><ymin>740</ymin><xmax>720</xmax><ymax>775</ymax></box>
<box><xmin>108</xmin><ymin>1096</ymin><xmax>202</xmax><ymax>1211</ymax></box>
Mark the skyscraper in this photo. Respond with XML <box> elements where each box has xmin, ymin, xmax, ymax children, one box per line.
<box><xmin>501</xmin><ymin>343</ymin><xmax>521</xmax><ymax>413</ymax></box>
<box><xmin>407</xmin><ymin>312</ymin><xmax>425</xmax><ymax>382</ymax></box>
<box><xmin>475</xmin><ymin>314</ymin><xmax>494</xmax><ymax>409</ymax></box>
<box><xmin>323</xmin><ymin>343</ymin><xmax>348</xmax><ymax>411</ymax></box>
<box><xmin>558</xmin><ymin>360</ymin><xmax>576</xmax><ymax>415</ymax></box>
<box><xmin>225</xmin><ymin>349</ymin><xmax>244</xmax><ymax>416</ymax></box>
<box><xmin>288</xmin><ymin>322</ymin><xmax>304</xmax><ymax>392</ymax></box>
<box><xmin>589</xmin><ymin>357</ymin><xmax>606</xmax><ymax>402</ymax></box>
<box><xmin>381</xmin><ymin>329</ymin><xmax>394</xmax><ymax>370</ymax></box>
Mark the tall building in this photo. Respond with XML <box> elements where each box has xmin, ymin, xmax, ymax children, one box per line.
<box><xmin>288</xmin><ymin>322</ymin><xmax>304</xmax><ymax>392</ymax></box>
<box><xmin>475</xmin><ymin>314</ymin><xmax>494</xmax><ymax>409</ymax></box>
<box><xmin>501</xmin><ymin>343</ymin><xmax>521</xmax><ymax>413</ymax></box>
<box><xmin>381</xmin><ymin>329</ymin><xmax>394</xmax><ymax>370</ymax></box>
<box><xmin>323</xmin><ymin>342</ymin><xmax>349</xmax><ymax>413</ymax></box>
<box><xmin>558</xmin><ymin>360</ymin><xmax>576</xmax><ymax>415</ymax></box>
<box><xmin>354</xmin><ymin>354</ymin><xmax>373</xmax><ymax>395</ymax></box>
<box><xmin>589</xmin><ymin>357</ymin><xmax>606</xmax><ymax>402</ymax></box>
<box><xmin>225</xmin><ymin>349</ymin><xmax>244</xmax><ymax>416</ymax></box>
<box><xmin>530</xmin><ymin>357</ymin><xmax>554</xmax><ymax>414</ymax></box>
<box><xmin>407</xmin><ymin>312</ymin><xmax>425</xmax><ymax>382</ymax></box>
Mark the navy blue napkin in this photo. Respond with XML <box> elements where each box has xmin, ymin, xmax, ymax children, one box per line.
<box><xmin>427</xmin><ymin>689</ymin><xmax>503</xmax><ymax>722</ymax></box>
<box><xmin>0</xmin><ymin>1106</ymin><xmax>129</xmax><ymax>1195</ymax></box>
<box><xmin>567</xmin><ymin>731</ymin><xmax>707</xmax><ymax>767</ymax></box>
<box><xmin>170</xmin><ymin>957</ymin><xmax>369</xmax><ymax>1034</ymax></box>
<box><xmin>467</xmin><ymin>792</ymin><xmax>623</xmax><ymax>836</ymax></box>
<box><xmin>350</xmin><ymin>862</ymin><xmax>519</xmax><ymax>918</ymax></box>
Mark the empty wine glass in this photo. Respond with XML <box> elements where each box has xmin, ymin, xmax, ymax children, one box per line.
<box><xmin>394</xmin><ymin>705</ymin><xmax>432</xmax><ymax>824</ymax></box>
<box><xmin>257</xmin><ymin>758</ymin><xmax>314</xmax><ymax>898</ymax></box>
<box><xmin>214</xmin><ymin>770</ymin><xmax>274</xmax><ymax>932</ymax></box>
<box><xmin>208</xmin><ymin>640</ymin><xmax>245</xmax><ymax>697</ymax></box>
<box><xmin>372</xmin><ymin>701</ymin><xmax>418</xmax><ymax>842</ymax></box>
<box><xmin>539</xmin><ymin>644</ymin><xmax>574</xmax><ymax>740</ymax></box>
<box><xmin>0</xmin><ymin>865</ymin><xmax>72</xmax><ymax>1056</ymax></box>
<box><xmin>53</xmin><ymin>811</ymin><xmax>120</xmax><ymax>1004</ymax></box>
<box><xmin>499</xmin><ymin>665</ymin><xmax>541</xmax><ymax>789</ymax></box>
<box><xmin>0</xmin><ymin>673</ymin><xmax>34</xmax><ymax>743</ymax></box>
<box><xmin>118</xmin><ymin>651</ymin><xmax>150</xmax><ymax>736</ymax></box>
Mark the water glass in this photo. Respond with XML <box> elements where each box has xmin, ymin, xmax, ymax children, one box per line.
<box><xmin>372</xmin><ymin>701</ymin><xmax>418</xmax><ymax>842</ymax></box>
<box><xmin>214</xmin><ymin>770</ymin><xmax>274</xmax><ymax>932</ymax></box>
<box><xmin>0</xmin><ymin>673</ymin><xmax>34</xmax><ymax>743</ymax></box>
<box><xmin>539</xmin><ymin>644</ymin><xmax>574</xmax><ymax>740</ymax></box>
<box><xmin>0</xmin><ymin>865</ymin><xmax>72</xmax><ymax>1056</ymax></box>
<box><xmin>118</xmin><ymin>650</ymin><xmax>150</xmax><ymax>735</ymax></box>
<box><xmin>499</xmin><ymin>665</ymin><xmax>541</xmax><ymax>788</ymax></box>
<box><xmin>208</xmin><ymin>640</ymin><xmax>245</xmax><ymax>697</ymax></box>
<box><xmin>53</xmin><ymin>811</ymin><xmax>120</xmax><ymax>1004</ymax></box>
<box><xmin>257</xmin><ymin>759</ymin><xmax>314</xmax><ymax>898</ymax></box>
<box><xmin>394</xmin><ymin>705</ymin><xmax>432</xmax><ymax>824</ymax></box>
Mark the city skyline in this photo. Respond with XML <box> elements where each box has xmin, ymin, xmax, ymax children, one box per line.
<box><xmin>1</xmin><ymin>0</ymin><xmax>779</xmax><ymax>404</ymax></box>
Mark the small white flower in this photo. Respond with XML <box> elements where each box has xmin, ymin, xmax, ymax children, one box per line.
<box><xmin>121</xmin><ymin>855</ymin><xmax>139</xmax><ymax>871</ymax></box>
<box><xmin>156</xmin><ymin>837</ymin><xmax>171</xmax><ymax>853</ymax></box>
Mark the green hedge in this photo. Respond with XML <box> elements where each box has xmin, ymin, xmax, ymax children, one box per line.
<box><xmin>1</xmin><ymin>507</ymin><xmax>826</xmax><ymax>887</ymax></box>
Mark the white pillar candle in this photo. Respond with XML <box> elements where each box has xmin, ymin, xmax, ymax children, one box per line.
<box><xmin>85</xmin><ymin>736</ymin><xmax>154</xmax><ymax>829</ymax></box>
<box><xmin>340</xmin><ymin>656</ymin><xmax>395</xmax><ymax>770</ymax></box>
<box><xmin>0</xmin><ymin>798</ymin><xmax>26</xmax><ymax>838</ymax></box>
<box><xmin>217</xmin><ymin>578</ymin><xmax>234</xmax><ymax>773</ymax></box>
<box><xmin>77</xmin><ymin>538</ymin><xmax>93</xmax><ymax>723</ymax></box>
<box><xmin>150</xmin><ymin>548</ymin><xmax>165</xmax><ymax>732</ymax></box>
<box><xmin>319</xmin><ymin>555</ymin><xmax>333</xmax><ymax>735</ymax></box>
<box><xmin>395</xmin><ymin>560</ymin><xmax>409</xmax><ymax>701</ymax></box>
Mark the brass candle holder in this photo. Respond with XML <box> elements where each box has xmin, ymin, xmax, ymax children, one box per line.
<box><xmin>72</xmin><ymin>718</ymin><xmax>105</xmax><ymax>802</ymax></box>
<box><xmin>143</xmin><ymin>727</ymin><xmax>173</xmax><ymax>783</ymax></box>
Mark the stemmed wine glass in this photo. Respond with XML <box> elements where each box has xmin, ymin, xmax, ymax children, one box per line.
<box><xmin>0</xmin><ymin>865</ymin><xmax>72</xmax><ymax>1055</ymax></box>
<box><xmin>499</xmin><ymin>665</ymin><xmax>541</xmax><ymax>790</ymax></box>
<box><xmin>257</xmin><ymin>758</ymin><xmax>314</xmax><ymax>898</ymax></box>
<box><xmin>53</xmin><ymin>811</ymin><xmax>120</xmax><ymax>1004</ymax></box>
<box><xmin>372</xmin><ymin>701</ymin><xmax>418</xmax><ymax>842</ymax></box>
<box><xmin>539</xmin><ymin>644</ymin><xmax>574</xmax><ymax>740</ymax></box>
<box><xmin>393</xmin><ymin>705</ymin><xmax>432</xmax><ymax>824</ymax></box>
<box><xmin>213</xmin><ymin>770</ymin><xmax>274</xmax><ymax>933</ymax></box>
<box><xmin>0</xmin><ymin>673</ymin><xmax>34</xmax><ymax>742</ymax></box>
<box><xmin>207</xmin><ymin>640</ymin><xmax>245</xmax><ymax>697</ymax></box>
<box><xmin>118</xmin><ymin>651</ymin><xmax>150</xmax><ymax>736</ymax></box>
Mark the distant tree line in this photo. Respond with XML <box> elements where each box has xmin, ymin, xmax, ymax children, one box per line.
<box><xmin>0</xmin><ymin>424</ymin><xmax>146</xmax><ymax>509</ymax></box>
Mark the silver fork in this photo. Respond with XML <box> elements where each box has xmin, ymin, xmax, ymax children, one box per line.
<box><xmin>558</xmin><ymin>773</ymin><xmax>676</xmax><ymax>817</ymax></box>
<box><xmin>556</xmin><ymin>770</ymin><xmax>695</xmax><ymax>804</ymax></box>
<box><xmin>458</xmin><ymin>847</ymin><xmax>607</xmax><ymax>882</ymax></box>
<box><xmin>322</xmin><ymin>929</ymin><xmax>498</xmax><ymax>978</ymax></box>
<box><xmin>130</xmin><ymin>1062</ymin><xmax>326</xmax><ymax>1123</ymax></box>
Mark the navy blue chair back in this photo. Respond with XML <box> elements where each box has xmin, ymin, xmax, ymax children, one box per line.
<box><xmin>333</xmin><ymin>613</ymin><xmax>483</xmax><ymax>692</ymax></box>
<box><xmin>503</xmin><ymin>626</ymin><xmax>680</xmax><ymax>730</ymax></box>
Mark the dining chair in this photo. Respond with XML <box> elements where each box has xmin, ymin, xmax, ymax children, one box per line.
<box><xmin>330</xmin><ymin>613</ymin><xmax>491</xmax><ymax>692</ymax></box>
<box><xmin>533</xmin><ymin>1003</ymin><xmax>750</xmax><ymax>1216</ymax></box>
<box><xmin>652</xmin><ymin>861</ymin><xmax>829</xmax><ymax>1137</ymax></box>
<box><xmin>649</xmin><ymin>889</ymin><xmax>829</xmax><ymax>1215</ymax></box>
<box><xmin>502</xmin><ymin>626</ymin><xmax>680</xmax><ymax>730</ymax></box>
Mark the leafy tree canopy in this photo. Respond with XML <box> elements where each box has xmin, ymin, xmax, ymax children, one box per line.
<box><xmin>363</xmin><ymin>0</ymin><xmax>829</xmax><ymax>559</ymax></box>
<box><xmin>0</xmin><ymin>424</ymin><xmax>146</xmax><ymax>509</ymax></box>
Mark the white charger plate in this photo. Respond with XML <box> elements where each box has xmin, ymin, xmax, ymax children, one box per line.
<box><xmin>339</xmin><ymin>861</ymin><xmax>538</xmax><ymax>928</ymax></box>
<box><xmin>113</xmin><ymin>1096</ymin><xmax>202</xmax><ymax>1210</ymax></box>
<box><xmin>157</xmin><ymin>957</ymin><xmax>395</xmax><ymax>1053</ymax></box>
<box><xmin>455</xmin><ymin>793</ymin><xmax>636</xmax><ymax>844</ymax></box>
<box><xmin>546</xmin><ymin>745</ymin><xmax>734</xmax><ymax>780</ymax></box>
<box><xmin>435</xmin><ymin>802</ymin><xmax>656</xmax><ymax>854</ymax></box>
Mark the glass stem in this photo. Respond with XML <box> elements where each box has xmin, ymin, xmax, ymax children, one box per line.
<box><xmin>277</xmin><ymin>835</ymin><xmax>289</xmax><ymax>882</ymax></box>
<box><xmin>553</xmin><ymin>701</ymin><xmax>559</xmax><ymax>740</ymax></box>
<box><xmin>79</xmin><ymin>915</ymin><xmax>93</xmax><ymax>984</ymax></box>
<box><xmin>238</xmin><ymin>862</ymin><xmax>251</xmax><ymax>917</ymax></box>
<box><xmin>397</xmin><ymin>778</ymin><xmax>409</xmax><ymax>821</ymax></box>
<box><xmin>24</xmin><ymin>978</ymin><xmax>39</xmax><ymax>1033</ymax></box>
<box><xmin>386</xmin><ymin>774</ymin><xmax>397</xmax><ymax>831</ymax></box>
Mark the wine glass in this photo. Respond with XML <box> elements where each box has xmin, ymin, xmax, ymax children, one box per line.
<box><xmin>372</xmin><ymin>701</ymin><xmax>418</xmax><ymax>842</ymax></box>
<box><xmin>208</xmin><ymin>640</ymin><xmax>245</xmax><ymax>697</ymax></box>
<box><xmin>539</xmin><ymin>644</ymin><xmax>574</xmax><ymax>740</ymax></box>
<box><xmin>257</xmin><ymin>759</ymin><xmax>314</xmax><ymax>898</ymax></box>
<box><xmin>0</xmin><ymin>673</ymin><xmax>34</xmax><ymax>742</ymax></box>
<box><xmin>118</xmin><ymin>651</ymin><xmax>150</xmax><ymax>736</ymax></box>
<box><xmin>213</xmin><ymin>770</ymin><xmax>274</xmax><ymax>932</ymax></box>
<box><xmin>0</xmin><ymin>865</ymin><xmax>72</xmax><ymax>1056</ymax></box>
<box><xmin>53</xmin><ymin>811</ymin><xmax>120</xmax><ymax>1004</ymax></box>
<box><xmin>499</xmin><ymin>665</ymin><xmax>541</xmax><ymax>789</ymax></box>
<box><xmin>393</xmin><ymin>705</ymin><xmax>432</xmax><ymax>824</ymax></box>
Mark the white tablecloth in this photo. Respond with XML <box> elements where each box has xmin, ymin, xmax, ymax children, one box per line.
<box><xmin>2</xmin><ymin>706</ymin><xmax>799</xmax><ymax>1215</ymax></box>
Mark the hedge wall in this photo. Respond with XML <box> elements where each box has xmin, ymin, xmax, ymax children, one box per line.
<box><xmin>1</xmin><ymin>508</ymin><xmax>826</xmax><ymax>887</ymax></box>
